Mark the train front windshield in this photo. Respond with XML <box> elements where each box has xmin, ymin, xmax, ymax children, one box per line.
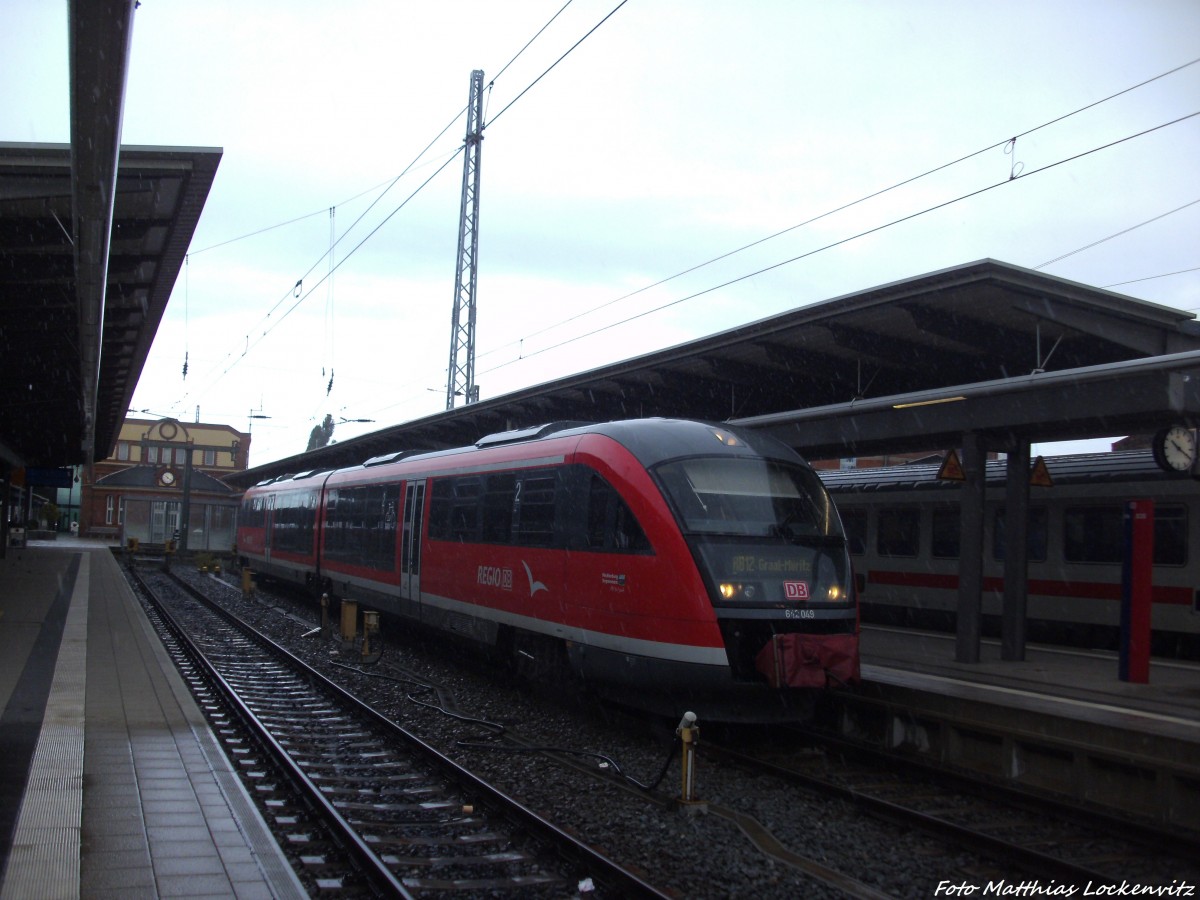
<box><xmin>655</xmin><ymin>456</ymin><xmax>851</xmax><ymax>606</ymax></box>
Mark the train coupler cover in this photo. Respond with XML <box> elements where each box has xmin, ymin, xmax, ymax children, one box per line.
<box><xmin>755</xmin><ymin>633</ymin><xmax>860</xmax><ymax>688</ymax></box>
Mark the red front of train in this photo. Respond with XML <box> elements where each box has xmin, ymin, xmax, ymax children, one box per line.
<box><xmin>237</xmin><ymin>419</ymin><xmax>859</xmax><ymax>720</ymax></box>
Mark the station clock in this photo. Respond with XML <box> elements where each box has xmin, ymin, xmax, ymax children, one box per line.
<box><xmin>1152</xmin><ymin>425</ymin><xmax>1197</xmax><ymax>473</ymax></box>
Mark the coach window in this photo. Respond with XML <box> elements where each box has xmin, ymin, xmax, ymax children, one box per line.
<box><xmin>930</xmin><ymin>507</ymin><xmax>960</xmax><ymax>558</ymax></box>
<box><xmin>1155</xmin><ymin>504</ymin><xmax>1187</xmax><ymax>566</ymax></box>
<box><xmin>1063</xmin><ymin>506</ymin><xmax>1123</xmax><ymax>564</ymax></box>
<box><xmin>992</xmin><ymin>506</ymin><xmax>1048</xmax><ymax>563</ymax></box>
<box><xmin>876</xmin><ymin>507</ymin><xmax>920</xmax><ymax>557</ymax></box>
<box><xmin>839</xmin><ymin>509</ymin><xmax>867</xmax><ymax>556</ymax></box>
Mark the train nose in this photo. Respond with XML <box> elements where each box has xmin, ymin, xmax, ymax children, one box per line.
<box><xmin>755</xmin><ymin>632</ymin><xmax>860</xmax><ymax>689</ymax></box>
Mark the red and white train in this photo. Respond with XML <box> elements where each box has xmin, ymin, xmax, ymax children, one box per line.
<box><xmin>819</xmin><ymin>450</ymin><xmax>1200</xmax><ymax>658</ymax></box>
<box><xmin>236</xmin><ymin>419</ymin><xmax>860</xmax><ymax>720</ymax></box>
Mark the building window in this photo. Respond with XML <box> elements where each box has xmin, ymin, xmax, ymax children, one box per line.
<box><xmin>147</xmin><ymin>446</ymin><xmax>159</xmax><ymax>464</ymax></box>
<box><xmin>117</xmin><ymin>442</ymin><xmax>130</xmax><ymax>461</ymax></box>
<box><xmin>175</xmin><ymin>447</ymin><xmax>187</xmax><ymax>466</ymax></box>
<box><xmin>204</xmin><ymin>449</ymin><xmax>216</xmax><ymax>466</ymax></box>
<box><xmin>105</xmin><ymin>495</ymin><xmax>114</xmax><ymax>525</ymax></box>
<box><xmin>118</xmin><ymin>498</ymin><xmax>125</xmax><ymax>525</ymax></box>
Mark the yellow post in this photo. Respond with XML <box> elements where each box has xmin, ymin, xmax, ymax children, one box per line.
<box><xmin>362</xmin><ymin>610</ymin><xmax>379</xmax><ymax>658</ymax></box>
<box><xmin>340</xmin><ymin>600</ymin><xmax>358</xmax><ymax>642</ymax></box>
<box><xmin>677</xmin><ymin>711</ymin><xmax>699</xmax><ymax>804</ymax></box>
<box><xmin>241</xmin><ymin>568</ymin><xmax>254</xmax><ymax>599</ymax></box>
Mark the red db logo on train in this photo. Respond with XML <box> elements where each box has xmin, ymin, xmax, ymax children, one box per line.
<box><xmin>784</xmin><ymin>581</ymin><xmax>810</xmax><ymax>600</ymax></box>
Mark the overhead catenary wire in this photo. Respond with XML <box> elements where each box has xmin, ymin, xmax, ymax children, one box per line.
<box><xmin>474</xmin><ymin>111</ymin><xmax>1199</xmax><ymax>379</ymax></box>
<box><xmin>326</xmin><ymin>55</ymin><xmax>1200</xmax><ymax>428</ymax></box>
<box><xmin>486</xmin><ymin>0</ymin><xmax>629</xmax><ymax>129</ymax></box>
<box><xmin>475</xmin><ymin>56</ymin><xmax>1200</xmax><ymax>364</ymax></box>
<box><xmin>1035</xmin><ymin>198</ymin><xmax>1200</xmax><ymax>270</ymax></box>
<box><xmin>1104</xmin><ymin>266</ymin><xmax>1200</xmax><ymax>289</ymax></box>
<box><xmin>164</xmin><ymin>37</ymin><xmax>1198</xmax><ymax>442</ymax></box>
<box><xmin>173</xmin><ymin>1</ymin><xmax>621</xmax><ymax>420</ymax></box>
<box><xmin>188</xmin><ymin>177</ymin><xmax>397</xmax><ymax>256</ymax></box>
<box><xmin>232</xmin><ymin>149</ymin><xmax>467</xmax><ymax>371</ymax></box>
<box><xmin>355</xmin><ymin>108</ymin><xmax>1200</xmax><ymax>426</ymax></box>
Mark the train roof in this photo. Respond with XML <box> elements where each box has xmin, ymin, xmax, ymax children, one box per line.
<box><xmin>243</xmin><ymin>418</ymin><xmax>809</xmax><ymax>490</ymax></box>
<box><xmin>816</xmin><ymin>450</ymin><xmax>1182</xmax><ymax>493</ymax></box>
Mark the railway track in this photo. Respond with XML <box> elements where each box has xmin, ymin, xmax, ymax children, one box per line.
<box><xmin>706</xmin><ymin>726</ymin><xmax>1200</xmax><ymax>888</ymax></box>
<box><xmin>128</xmin><ymin>564</ymin><xmax>667</xmax><ymax>898</ymax></box>
<box><xmin>140</xmin><ymin>566</ymin><xmax>934</xmax><ymax>897</ymax></box>
<box><xmin>130</xmin><ymin>561</ymin><xmax>1200</xmax><ymax>896</ymax></box>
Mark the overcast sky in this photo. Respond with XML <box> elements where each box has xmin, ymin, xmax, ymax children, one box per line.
<box><xmin>5</xmin><ymin>1</ymin><xmax>1199</xmax><ymax>465</ymax></box>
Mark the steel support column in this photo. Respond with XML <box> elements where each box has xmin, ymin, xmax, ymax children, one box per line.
<box><xmin>956</xmin><ymin>432</ymin><xmax>986</xmax><ymax>663</ymax></box>
<box><xmin>1001</xmin><ymin>442</ymin><xmax>1031</xmax><ymax>660</ymax></box>
<box><xmin>446</xmin><ymin>69</ymin><xmax>485</xmax><ymax>411</ymax></box>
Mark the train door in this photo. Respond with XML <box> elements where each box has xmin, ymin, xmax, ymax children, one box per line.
<box><xmin>401</xmin><ymin>481</ymin><xmax>425</xmax><ymax>604</ymax></box>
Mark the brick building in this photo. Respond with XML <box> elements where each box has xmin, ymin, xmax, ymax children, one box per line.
<box><xmin>82</xmin><ymin>417</ymin><xmax>250</xmax><ymax>550</ymax></box>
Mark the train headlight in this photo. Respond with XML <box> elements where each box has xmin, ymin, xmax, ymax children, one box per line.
<box><xmin>826</xmin><ymin>584</ymin><xmax>844</xmax><ymax>602</ymax></box>
<box><xmin>718</xmin><ymin>582</ymin><xmax>758</xmax><ymax>601</ymax></box>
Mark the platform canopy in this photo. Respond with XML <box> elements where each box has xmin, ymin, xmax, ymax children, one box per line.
<box><xmin>0</xmin><ymin>0</ymin><xmax>220</xmax><ymax>470</ymax></box>
<box><xmin>227</xmin><ymin>259</ymin><xmax>1200</xmax><ymax>487</ymax></box>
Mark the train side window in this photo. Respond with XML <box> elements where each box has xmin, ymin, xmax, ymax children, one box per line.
<box><xmin>992</xmin><ymin>506</ymin><xmax>1048</xmax><ymax>563</ymax></box>
<box><xmin>481</xmin><ymin>473</ymin><xmax>517</xmax><ymax>543</ymax></box>
<box><xmin>1155</xmin><ymin>504</ymin><xmax>1187</xmax><ymax>566</ymax></box>
<box><xmin>876</xmin><ymin>508</ymin><xmax>920</xmax><ymax>557</ymax></box>
<box><xmin>585</xmin><ymin>474</ymin><xmax>652</xmax><ymax>554</ymax></box>
<box><xmin>513</xmin><ymin>470</ymin><xmax>559</xmax><ymax>547</ymax></box>
<box><xmin>241</xmin><ymin>495</ymin><xmax>266</xmax><ymax>529</ymax></box>
<box><xmin>450</xmin><ymin>477</ymin><xmax>483</xmax><ymax>542</ymax></box>
<box><xmin>427</xmin><ymin>479</ymin><xmax>452</xmax><ymax>539</ymax></box>
<box><xmin>323</xmin><ymin>483</ymin><xmax>400</xmax><ymax>568</ymax></box>
<box><xmin>931</xmin><ymin>507</ymin><xmax>960</xmax><ymax>559</ymax></box>
<box><xmin>1063</xmin><ymin>506</ymin><xmax>1123</xmax><ymax>563</ymax></box>
<box><xmin>271</xmin><ymin>491</ymin><xmax>303</xmax><ymax>554</ymax></box>
<box><xmin>840</xmin><ymin>509</ymin><xmax>867</xmax><ymax>556</ymax></box>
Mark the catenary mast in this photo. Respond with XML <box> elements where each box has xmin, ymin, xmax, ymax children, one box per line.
<box><xmin>446</xmin><ymin>69</ymin><xmax>485</xmax><ymax>410</ymax></box>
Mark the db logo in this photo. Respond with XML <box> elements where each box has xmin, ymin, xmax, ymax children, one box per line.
<box><xmin>784</xmin><ymin>581</ymin><xmax>810</xmax><ymax>600</ymax></box>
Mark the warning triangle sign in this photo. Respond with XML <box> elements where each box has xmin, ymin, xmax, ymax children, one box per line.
<box><xmin>1030</xmin><ymin>455</ymin><xmax>1054</xmax><ymax>487</ymax></box>
<box><xmin>937</xmin><ymin>449</ymin><xmax>965</xmax><ymax>481</ymax></box>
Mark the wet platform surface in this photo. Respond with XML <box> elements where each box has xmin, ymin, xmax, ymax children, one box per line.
<box><xmin>0</xmin><ymin>538</ymin><xmax>304</xmax><ymax>899</ymax></box>
<box><xmin>859</xmin><ymin>623</ymin><xmax>1200</xmax><ymax>744</ymax></box>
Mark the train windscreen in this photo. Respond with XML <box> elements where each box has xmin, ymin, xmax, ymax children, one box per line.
<box><xmin>655</xmin><ymin>457</ymin><xmax>841</xmax><ymax>540</ymax></box>
<box><xmin>655</xmin><ymin>456</ymin><xmax>851</xmax><ymax>607</ymax></box>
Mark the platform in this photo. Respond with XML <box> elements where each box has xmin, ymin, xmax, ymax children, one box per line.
<box><xmin>860</xmin><ymin>624</ymin><xmax>1200</xmax><ymax>732</ymax></box>
<box><xmin>845</xmin><ymin>624</ymin><xmax>1200</xmax><ymax>831</ymax></box>
<box><xmin>0</xmin><ymin>537</ymin><xmax>304</xmax><ymax>899</ymax></box>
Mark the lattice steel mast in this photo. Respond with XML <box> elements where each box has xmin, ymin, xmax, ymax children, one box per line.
<box><xmin>446</xmin><ymin>69</ymin><xmax>485</xmax><ymax>409</ymax></box>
